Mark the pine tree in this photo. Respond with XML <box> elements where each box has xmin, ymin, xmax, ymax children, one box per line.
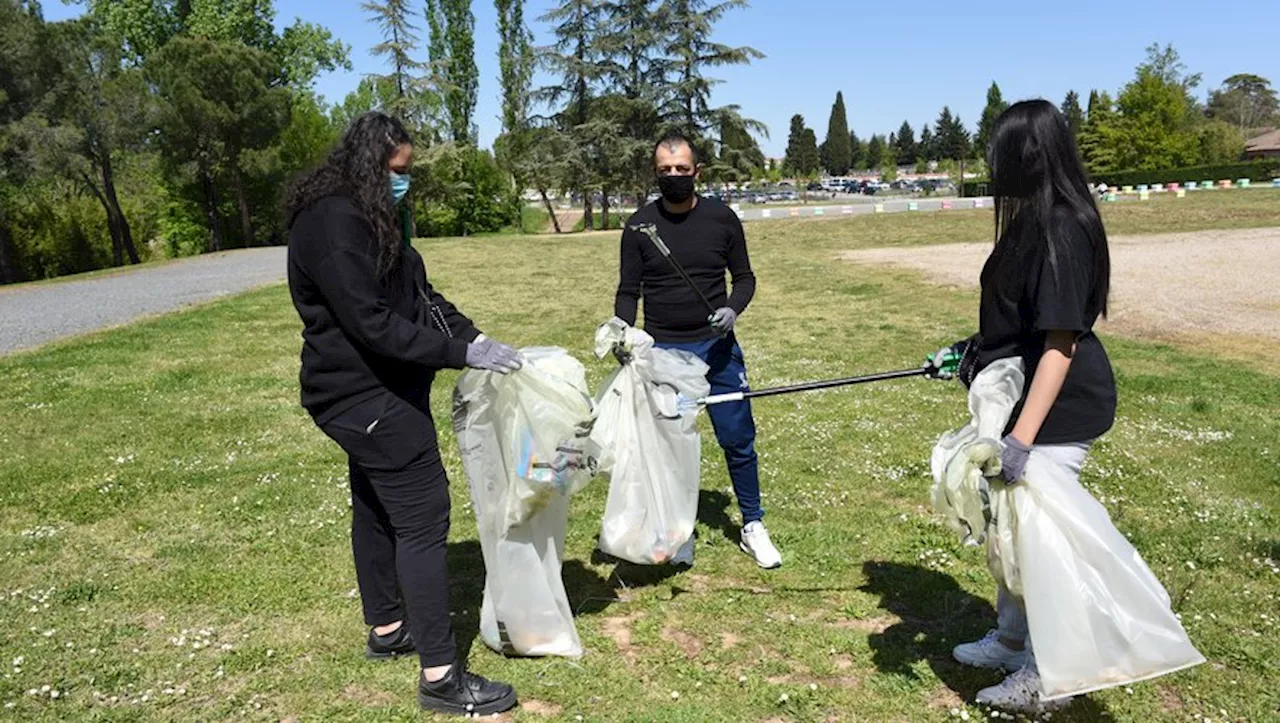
<box><xmin>919</xmin><ymin>125</ymin><xmax>935</xmax><ymax>162</ymax></box>
<box><xmin>659</xmin><ymin>0</ymin><xmax>763</xmax><ymax>135</ymax></box>
<box><xmin>1077</xmin><ymin>90</ymin><xmax>1118</xmax><ymax>174</ymax></box>
<box><xmin>1061</xmin><ymin>89</ymin><xmax>1085</xmax><ymax>136</ymax></box>
<box><xmin>821</xmin><ymin>91</ymin><xmax>852</xmax><ymax>175</ymax></box>
<box><xmin>975</xmin><ymin>81</ymin><xmax>1006</xmax><ymax>156</ymax></box>
<box><xmin>848</xmin><ymin>129</ymin><xmax>864</xmax><ymax>170</ymax></box>
<box><xmin>362</xmin><ymin>0</ymin><xmax>428</xmax><ymax>124</ymax></box>
<box><xmin>864</xmin><ymin>134</ymin><xmax>884</xmax><ymax>172</ymax></box>
<box><xmin>1086</xmin><ymin>89</ymin><xmax>1101</xmax><ymax>120</ymax></box>
<box><xmin>934</xmin><ymin>106</ymin><xmax>970</xmax><ymax>161</ymax></box>
<box><xmin>598</xmin><ymin>0</ymin><xmax>670</xmax><ymax>201</ymax></box>
<box><xmin>894</xmin><ymin>120</ymin><xmax>916</xmax><ymax>166</ymax></box>
<box><xmin>538</xmin><ymin>0</ymin><xmax>607</xmax><ymax>229</ymax></box>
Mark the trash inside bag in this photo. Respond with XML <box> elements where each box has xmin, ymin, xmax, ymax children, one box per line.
<box><xmin>931</xmin><ymin>357</ymin><xmax>1204</xmax><ymax>700</ymax></box>
<box><xmin>453</xmin><ymin>347</ymin><xmax>597</xmax><ymax>657</ymax></box>
<box><xmin>591</xmin><ymin>319</ymin><xmax>710</xmax><ymax>565</ymax></box>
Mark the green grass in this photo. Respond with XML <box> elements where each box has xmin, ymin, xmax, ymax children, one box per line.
<box><xmin>1</xmin><ymin>190</ymin><xmax>1278</xmax><ymax>721</ymax></box>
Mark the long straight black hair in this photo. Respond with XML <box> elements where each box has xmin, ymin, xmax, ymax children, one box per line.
<box><xmin>987</xmin><ymin>99</ymin><xmax>1110</xmax><ymax>319</ymax></box>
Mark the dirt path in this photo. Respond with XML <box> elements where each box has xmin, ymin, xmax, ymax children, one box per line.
<box><xmin>546</xmin><ymin>209</ymin><xmax>583</xmax><ymax>233</ymax></box>
<box><xmin>841</xmin><ymin>226</ymin><xmax>1280</xmax><ymax>345</ymax></box>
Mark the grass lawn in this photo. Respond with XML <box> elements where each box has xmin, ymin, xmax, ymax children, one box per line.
<box><xmin>1</xmin><ymin>190</ymin><xmax>1277</xmax><ymax>721</ymax></box>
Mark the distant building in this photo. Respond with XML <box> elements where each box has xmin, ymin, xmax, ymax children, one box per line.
<box><xmin>1244</xmin><ymin>129</ymin><xmax>1280</xmax><ymax>160</ymax></box>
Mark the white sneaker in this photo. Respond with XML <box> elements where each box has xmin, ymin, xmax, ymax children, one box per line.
<box><xmin>953</xmin><ymin>630</ymin><xmax>1030</xmax><ymax>673</ymax></box>
<box><xmin>671</xmin><ymin>536</ymin><xmax>695</xmax><ymax>567</ymax></box>
<box><xmin>975</xmin><ymin>662</ymin><xmax>1072</xmax><ymax>714</ymax></box>
<box><xmin>740</xmin><ymin>521</ymin><xmax>782</xmax><ymax>569</ymax></box>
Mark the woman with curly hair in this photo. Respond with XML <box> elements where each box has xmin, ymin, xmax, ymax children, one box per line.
<box><xmin>284</xmin><ymin>111</ymin><xmax>520</xmax><ymax>716</ymax></box>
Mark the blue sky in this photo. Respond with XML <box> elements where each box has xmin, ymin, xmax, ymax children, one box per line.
<box><xmin>44</xmin><ymin>1</ymin><xmax>1280</xmax><ymax>157</ymax></box>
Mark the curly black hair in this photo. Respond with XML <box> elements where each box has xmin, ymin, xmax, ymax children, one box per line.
<box><xmin>283</xmin><ymin>112</ymin><xmax>412</xmax><ymax>278</ymax></box>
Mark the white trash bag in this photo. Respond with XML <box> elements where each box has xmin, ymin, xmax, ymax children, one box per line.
<box><xmin>931</xmin><ymin>357</ymin><xmax>1204</xmax><ymax>700</ymax></box>
<box><xmin>453</xmin><ymin>347</ymin><xmax>597</xmax><ymax>657</ymax></box>
<box><xmin>591</xmin><ymin>319</ymin><xmax>710</xmax><ymax>565</ymax></box>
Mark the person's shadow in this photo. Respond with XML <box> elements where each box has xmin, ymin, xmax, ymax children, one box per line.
<box><xmin>697</xmin><ymin>488</ymin><xmax>741</xmax><ymax>544</ymax></box>
<box><xmin>446</xmin><ymin>540</ymin><xmax>486</xmax><ymax>661</ymax></box>
<box><xmin>860</xmin><ymin>561</ymin><xmax>1109</xmax><ymax>720</ymax></box>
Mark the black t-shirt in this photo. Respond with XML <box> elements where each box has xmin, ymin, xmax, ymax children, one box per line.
<box><xmin>974</xmin><ymin>207</ymin><xmax>1116</xmax><ymax>444</ymax></box>
<box><xmin>614</xmin><ymin>197</ymin><xmax>756</xmax><ymax>343</ymax></box>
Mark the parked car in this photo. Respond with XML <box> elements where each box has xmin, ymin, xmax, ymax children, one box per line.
<box><xmin>806</xmin><ymin>181</ymin><xmax>824</xmax><ymax>191</ymax></box>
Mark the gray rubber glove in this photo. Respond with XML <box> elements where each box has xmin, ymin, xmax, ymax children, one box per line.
<box><xmin>466</xmin><ymin>338</ymin><xmax>522</xmax><ymax>374</ymax></box>
<box><xmin>1000</xmin><ymin>434</ymin><xmax>1032</xmax><ymax>484</ymax></box>
<box><xmin>709</xmin><ymin>307</ymin><xmax>737</xmax><ymax>334</ymax></box>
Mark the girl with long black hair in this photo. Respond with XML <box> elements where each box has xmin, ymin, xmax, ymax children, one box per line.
<box><xmin>931</xmin><ymin>99</ymin><xmax>1118</xmax><ymax>712</ymax></box>
<box><xmin>284</xmin><ymin>112</ymin><xmax>520</xmax><ymax>716</ymax></box>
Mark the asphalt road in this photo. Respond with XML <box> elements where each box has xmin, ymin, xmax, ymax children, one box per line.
<box><xmin>0</xmin><ymin>247</ymin><xmax>287</xmax><ymax>355</ymax></box>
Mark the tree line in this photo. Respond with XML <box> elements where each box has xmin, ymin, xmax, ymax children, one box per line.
<box><xmin>1</xmin><ymin>0</ymin><xmax>350</xmax><ymax>284</ymax></box>
<box><xmin>0</xmin><ymin>0</ymin><xmax>768</xmax><ymax>283</ymax></box>
<box><xmin>786</xmin><ymin>44</ymin><xmax>1277</xmax><ymax>181</ymax></box>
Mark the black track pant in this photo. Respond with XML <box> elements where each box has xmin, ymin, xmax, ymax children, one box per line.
<box><xmin>318</xmin><ymin>389</ymin><xmax>455</xmax><ymax>668</ymax></box>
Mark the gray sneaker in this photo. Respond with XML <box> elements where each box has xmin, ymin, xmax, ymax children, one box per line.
<box><xmin>952</xmin><ymin>630</ymin><xmax>1029</xmax><ymax>673</ymax></box>
<box><xmin>975</xmin><ymin>662</ymin><xmax>1073</xmax><ymax>715</ymax></box>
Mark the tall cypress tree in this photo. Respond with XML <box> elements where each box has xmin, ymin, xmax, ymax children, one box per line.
<box><xmin>798</xmin><ymin>127</ymin><xmax>820</xmax><ymax>176</ymax></box>
<box><xmin>821</xmin><ymin>91</ymin><xmax>852</xmax><ymax>175</ymax></box>
<box><xmin>783</xmin><ymin>114</ymin><xmax>807</xmax><ymax>175</ymax></box>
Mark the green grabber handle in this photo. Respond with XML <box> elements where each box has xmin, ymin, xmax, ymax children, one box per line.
<box><xmin>924</xmin><ymin>347</ymin><xmax>964</xmax><ymax>378</ymax></box>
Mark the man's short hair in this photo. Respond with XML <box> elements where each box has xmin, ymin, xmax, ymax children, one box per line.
<box><xmin>653</xmin><ymin>133</ymin><xmax>700</xmax><ymax>166</ymax></box>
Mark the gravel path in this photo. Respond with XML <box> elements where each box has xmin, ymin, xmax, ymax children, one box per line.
<box><xmin>840</xmin><ymin>226</ymin><xmax>1280</xmax><ymax>341</ymax></box>
<box><xmin>0</xmin><ymin>247</ymin><xmax>287</xmax><ymax>355</ymax></box>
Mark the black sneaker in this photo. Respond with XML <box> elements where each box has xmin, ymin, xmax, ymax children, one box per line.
<box><xmin>417</xmin><ymin>661</ymin><xmax>518</xmax><ymax>717</ymax></box>
<box><xmin>365</xmin><ymin>625</ymin><xmax>414</xmax><ymax>660</ymax></box>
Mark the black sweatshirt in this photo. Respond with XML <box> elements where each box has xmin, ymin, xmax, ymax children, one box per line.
<box><xmin>287</xmin><ymin>195</ymin><xmax>480</xmax><ymax>424</ymax></box>
<box><xmin>614</xmin><ymin>197</ymin><xmax>757</xmax><ymax>343</ymax></box>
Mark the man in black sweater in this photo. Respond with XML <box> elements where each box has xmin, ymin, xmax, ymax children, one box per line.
<box><xmin>613</xmin><ymin>134</ymin><xmax>782</xmax><ymax>569</ymax></box>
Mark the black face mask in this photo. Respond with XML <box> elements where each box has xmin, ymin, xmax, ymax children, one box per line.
<box><xmin>657</xmin><ymin>174</ymin><xmax>696</xmax><ymax>204</ymax></box>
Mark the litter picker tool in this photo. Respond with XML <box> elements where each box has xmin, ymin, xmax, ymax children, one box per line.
<box><xmin>629</xmin><ymin>223</ymin><xmax>718</xmax><ymax>318</ymax></box>
<box><xmin>692</xmin><ymin>366</ymin><xmax>930</xmax><ymax>408</ymax></box>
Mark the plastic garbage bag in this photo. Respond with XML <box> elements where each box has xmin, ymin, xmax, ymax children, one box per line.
<box><xmin>930</xmin><ymin>358</ymin><xmax>1025</xmax><ymax>551</ymax></box>
<box><xmin>453</xmin><ymin>347</ymin><xmax>598</xmax><ymax>657</ymax></box>
<box><xmin>591</xmin><ymin>319</ymin><xmax>710</xmax><ymax>564</ymax></box>
<box><xmin>931</xmin><ymin>358</ymin><xmax>1204</xmax><ymax>700</ymax></box>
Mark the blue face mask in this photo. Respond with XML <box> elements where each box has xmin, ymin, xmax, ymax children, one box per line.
<box><xmin>389</xmin><ymin>171</ymin><xmax>411</xmax><ymax>204</ymax></box>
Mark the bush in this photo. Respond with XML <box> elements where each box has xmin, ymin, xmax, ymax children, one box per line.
<box><xmin>963</xmin><ymin>159</ymin><xmax>1280</xmax><ymax>197</ymax></box>
<box><xmin>413</xmin><ymin>144</ymin><xmax>519</xmax><ymax>237</ymax></box>
<box><xmin>1095</xmin><ymin>160</ymin><xmax>1279</xmax><ymax>188</ymax></box>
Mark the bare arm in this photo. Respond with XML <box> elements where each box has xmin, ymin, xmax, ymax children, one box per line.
<box><xmin>1009</xmin><ymin>331</ymin><xmax>1076</xmax><ymax>445</ymax></box>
